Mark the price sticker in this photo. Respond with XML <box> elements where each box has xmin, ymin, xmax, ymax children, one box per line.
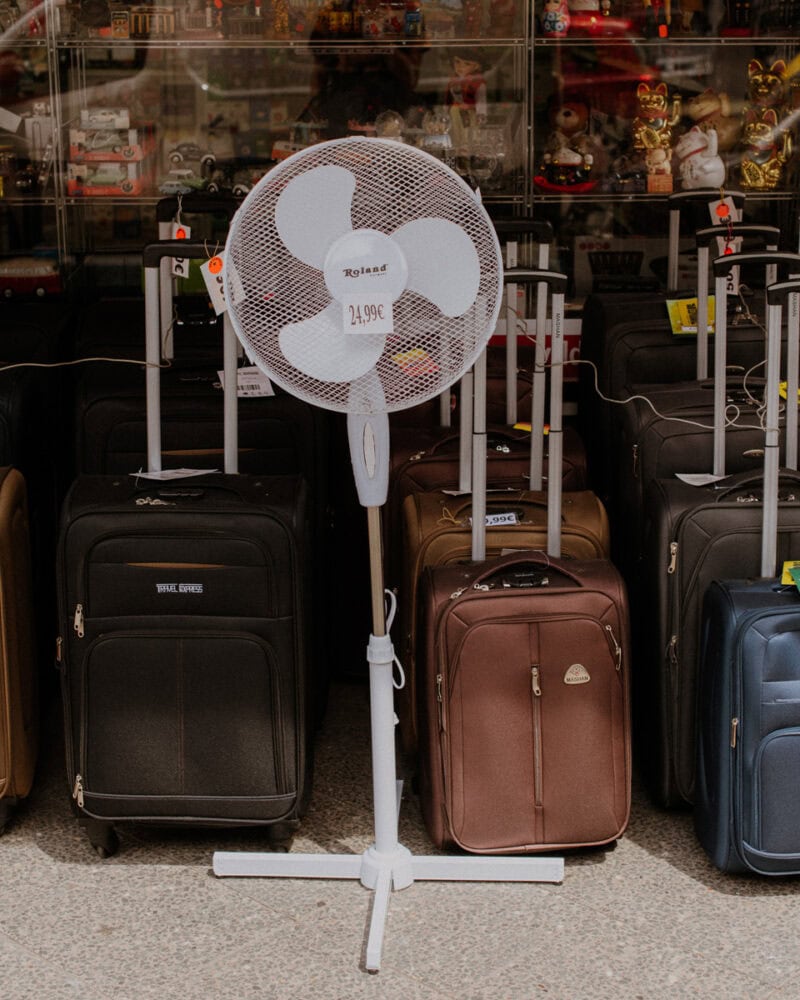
<box><xmin>708</xmin><ymin>196</ymin><xmax>742</xmax><ymax>225</ymax></box>
<box><xmin>470</xmin><ymin>511</ymin><xmax>519</xmax><ymax>527</ymax></box>
<box><xmin>342</xmin><ymin>293</ymin><xmax>394</xmax><ymax>336</ymax></box>
<box><xmin>216</xmin><ymin>365</ymin><xmax>275</xmax><ymax>397</ymax></box>
<box><xmin>171</xmin><ymin>221</ymin><xmax>190</xmax><ymax>277</ymax></box>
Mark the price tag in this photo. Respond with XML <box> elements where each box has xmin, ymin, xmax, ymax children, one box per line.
<box><xmin>469</xmin><ymin>511</ymin><xmax>519</xmax><ymax>527</ymax></box>
<box><xmin>342</xmin><ymin>293</ymin><xmax>394</xmax><ymax>336</ymax></box>
<box><xmin>216</xmin><ymin>365</ymin><xmax>274</xmax><ymax>397</ymax></box>
<box><xmin>708</xmin><ymin>196</ymin><xmax>742</xmax><ymax>225</ymax></box>
<box><xmin>171</xmin><ymin>221</ymin><xmax>190</xmax><ymax>278</ymax></box>
<box><xmin>201</xmin><ymin>251</ymin><xmax>228</xmax><ymax>315</ymax></box>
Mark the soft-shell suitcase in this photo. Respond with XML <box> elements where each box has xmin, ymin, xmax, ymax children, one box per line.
<box><xmin>56</xmin><ymin>241</ymin><xmax>315</xmax><ymax>857</ymax></box>
<box><xmin>0</xmin><ymin>467</ymin><xmax>38</xmax><ymax>831</ymax></box>
<box><xmin>695</xmin><ymin>275</ymin><xmax>800</xmax><ymax>874</ymax></box>
<box><xmin>639</xmin><ymin>251</ymin><xmax>800</xmax><ymax>807</ymax></box>
<box><xmin>415</xmin><ymin>270</ymin><xmax>631</xmax><ymax>854</ymax></box>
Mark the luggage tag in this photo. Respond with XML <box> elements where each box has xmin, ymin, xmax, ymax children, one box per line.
<box><xmin>201</xmin><ymin>248</ymin><xmax>246</xmax><ymax>315</ymax></box>
<box><xmin>171</xmin><ymin>219</ymin><xmax>190</xmax><ymax>278</ymax></box>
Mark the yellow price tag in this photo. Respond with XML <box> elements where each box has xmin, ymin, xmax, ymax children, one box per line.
<box><xmin>780</xmin><ymin>560</ymin><xmax>800</xmax><ymax>585</ymax></box>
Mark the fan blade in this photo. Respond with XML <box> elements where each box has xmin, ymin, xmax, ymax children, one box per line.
<box><xmin>279</xmin><ymin>302</ymin><xmax>384</xmax><ymax>383</ymax></box>
<box><xmin>391</xmin><ymin>218</ymin><xmax>480</xmax><ymax>317</ymax></box>
<box><xmin>275</xmin><ymin>165</ymin><xmax>356</xmax><ymax>270</ymax></box>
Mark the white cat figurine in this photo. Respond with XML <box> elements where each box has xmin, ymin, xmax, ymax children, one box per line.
<box><xmin>675</xmin><ymin>126</ymin><xmax>726</xmax><ymax>189</ymax></box>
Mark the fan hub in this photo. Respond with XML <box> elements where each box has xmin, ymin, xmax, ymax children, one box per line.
<box><xmin>324</xmin><ymin>228</ymin><xmax>408</xmax><ymax>303</ymax></box>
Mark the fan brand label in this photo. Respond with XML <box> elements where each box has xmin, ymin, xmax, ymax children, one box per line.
<box><xmin>156</xmin><ymin>583</ymin><xmax>204</xmax><ymax>594</ymax></box>
<box><xmin>343</xmin><ymin>264</ymin><xmax>388</xmax><ymax>278</ymax></box>
<box><xmin>342</xmin><ymin>292</ymin><xmax>394</xmax><ymax>336</ymax></box>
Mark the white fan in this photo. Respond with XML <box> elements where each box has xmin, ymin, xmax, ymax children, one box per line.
<box><xmin>213</xmin><ymin>137</ymin><xmax>563</xmax><ymax>972</ymax></box>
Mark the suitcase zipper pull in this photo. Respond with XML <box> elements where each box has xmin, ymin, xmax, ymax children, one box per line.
<box><xmin>730</xmin><ymin>717</ymin><xmax>739</xmax><ymax>748</ymax></box>
<box><xmin>73</xmin><ymin>604</ymin><xmax>84</xmax><ymax>639</ymax></box>
<box><xmin>72</xmin><ymin>774</ymin><xmax>84</xmax><ymax>809</ymax></box>
<box><xmin>531</xmin><ymin>664</ymin><xmax>542</xmax><ymax>696</ymax></box>
<box><xmin>632</xmin><ymin>443</ymin><xmax>639</xmax><ymax>479</ymax></box>
<box><xmin>667</xmin><ymin>542</ymin><xmax>678</xmax><ymax>575</ymax></box>
<box><xmin>604</xmin><ymin>625</ymin><xmax>622</xmax><ymax>671</ymax></box>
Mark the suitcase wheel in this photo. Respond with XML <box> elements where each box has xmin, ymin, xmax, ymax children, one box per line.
<box><xmin>81</xmin><ymin>818</ymin><xmax>119</xmax><ymax>859</ymax></box>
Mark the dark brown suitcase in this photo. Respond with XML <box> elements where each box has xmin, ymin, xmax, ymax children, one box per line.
<box><xmin>0</xmin><ymin>467</ymin><xmax>38</xmax><ymax>832</ymax></box>
<box><xmin>414</xmin><ymin>270</ymin><xmax>631</xmax><ymax>853</ymax></box>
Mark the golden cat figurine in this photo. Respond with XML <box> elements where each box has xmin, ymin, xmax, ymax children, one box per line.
<box><xmin>632</xmin><ymin>82</ymin><xmax>682</xmax><ymax>150</ymax></box>
<box><xmin>740</xmin><ymin>108</ymin><xmax>791</xmax><ymax>191</ymax></box>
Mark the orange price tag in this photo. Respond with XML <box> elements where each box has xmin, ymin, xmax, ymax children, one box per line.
<box><xmin>175</xmin><ymin>226</ymin><xmax>187</xmax><ymax>239</ymax></box>
<box><xmin>208</xmin><ymin>256</ymin><xmax>223</xmax><ymax>274</ymax></box>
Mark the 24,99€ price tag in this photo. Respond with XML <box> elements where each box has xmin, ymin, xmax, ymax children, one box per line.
<box><xmin>341</xmin><ymin>293</ymin><xmax>394</xmax><ymax>336</ymax></box>
<box><xmin>201</xmin><ymin>252</ymin><xmax>228</xmax><ymax>315</ymax></box>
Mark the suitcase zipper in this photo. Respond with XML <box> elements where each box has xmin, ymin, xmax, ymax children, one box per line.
<box><xmin>73</xmin><ymin>773</ymin><xmax>84</xmax><ymax>809</ymax></box>
<box><xmin>531</xmin><ymin>665</ymin><xmax>543</xmax><ymax>817</ymax></box>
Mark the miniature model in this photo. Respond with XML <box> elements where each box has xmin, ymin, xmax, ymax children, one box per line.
<box><xmin>674</xmin><ymin>125</ymin><xmax>726</xmax><ymax>189</ymax></box>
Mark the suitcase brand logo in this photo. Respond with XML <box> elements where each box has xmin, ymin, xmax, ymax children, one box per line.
<box><xmin>156</xmin><ymin>583</ymin><xmax>204</xmax><ymax>594</ymax></box>
<box><xmin>564</xmin><ymin>663</ymin><xmax>591</xmax><ymax>685</ymax></box>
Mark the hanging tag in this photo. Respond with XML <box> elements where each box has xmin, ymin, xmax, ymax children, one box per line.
<box><xmin>171</xmin><ymin>221</ymin><xmax>190</xmax><ymax>278</ymax></box>
<box><xmin>216</xmin><ymin>365</ymin><xmax>274</xmax><ymax>397</ymax></box>
<box><xmin>708</xmin><ymin>196</ymin><xmax>742</xmax><ymax>225</ymax></box>
<box><xmin>342</xmin><ymin>292</ymin><xmax>394</xmax><ymax>336</ymax></box>
<box><xmin>201</xmin><ymin>252</ymin><xmax>227</xmax><ymax>314</ymax></box>
<box><xmin>716</xmin><ymin>235</ymin><xmax>742</xmax><ymax>296</ymax></box>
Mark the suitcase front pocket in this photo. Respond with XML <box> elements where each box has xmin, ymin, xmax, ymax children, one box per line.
<box><xmin>744</xmin><ymin>727</ymin><xmax>800</xmax><ymax>874</ymax></box>
<box><xmin>76</xmin><ymin>630</ymin><xmax>294</xmax><ymax>822</ymax></box>
<box><xmin>443</xmin><ymin>613</ymin><xmax>628</xmax><ymax>853</ymax></box>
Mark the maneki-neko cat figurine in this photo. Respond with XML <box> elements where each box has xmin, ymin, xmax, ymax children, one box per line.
<box><xmin>739</xmin><ymin>108</ymin><xmax>792</xmax><ymax>191</ymax></box>
<box><xmin>632</xmin><ymin>82</ymin><xmax>681</xmax><ymax>151</ymax></box>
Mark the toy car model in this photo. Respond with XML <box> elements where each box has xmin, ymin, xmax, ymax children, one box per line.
<box><xmin>167</xmin><ymin>142</ymin><xmax>216</xmax><ymax>171</ymax></box>
<box><xmin>159</xmin><ymin>168</ymin><xmax>209</xmax><ymax>195</ymax></box>
<box><xmin>83</xmin><ymin>163</ymin><xmax>134</xmax><ymax>191</ymax></box>
<box><xmin>0</xmin><ymin>256</ymin><xmax>62</xmax><ymax>298</ymax></box>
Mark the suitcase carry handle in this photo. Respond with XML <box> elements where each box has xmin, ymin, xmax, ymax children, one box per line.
<box><xmin>712</xmin><ymin>471</ymin><xmax>800</xmax><ymax>502</ymax></box>
<box><xmin>143</xmin><ymin>240</ymin><xmax>239</xmax><ymax>477</ymax></box>
<box><xmin>695</xmin><ymin>223</ymin><xmax>780</xmax><ymax>250</ymax></box>
<box><xmin>491</xmin><ymin>218</ymin><xmax>554</xmax><ymax>245</ymax></box>
<box><xmin>468</xmin><ymin>550</ymin><xmax>586</xmax><ymax>590</ymax></box>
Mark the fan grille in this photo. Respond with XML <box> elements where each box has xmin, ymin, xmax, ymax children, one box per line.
<box><xmin>225</xmin><ymin>137</ymin><xmax>503</xmax><ymax>414</ymax></box>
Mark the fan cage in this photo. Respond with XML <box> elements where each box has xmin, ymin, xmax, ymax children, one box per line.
<box><xmin>225</xmin><ymin>137</ymin><xmax>503</xmax><ymax>415</ymax></box>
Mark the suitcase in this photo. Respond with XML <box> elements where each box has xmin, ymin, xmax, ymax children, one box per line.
<box><xmin>415</xmin><ymin>269</ymin><xmax>631</xmax><ymax>853</ymax></box>
<box><xmin>56</xmin><ymin>240</ymin><xmax>316</xmax><ymax>857</ymax></box>
<box><xmin>638</xmin><ymin>250</ymin><xmax>800</xmax><ymax>807</ymax></box>
<box><xmin>695</xmin><ymin>273</ymin><xmax>800</xmax><ymax>874</ymax></box>
<box><xmin>0</xmin><ymin>467</ymin><xmax>39</xmax><ymax>832</ymax></box>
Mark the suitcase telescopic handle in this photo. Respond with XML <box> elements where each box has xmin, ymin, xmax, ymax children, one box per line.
<box><xmin>142</xmin><ymin>240</ymin><xmax>239</xmax><ymax>477</ymax></box>
<box><xmin>491</xmin><ymin>218</ymin><xmax>554</xmax><ymax>244</ymax></box>
<box><xmin>695</xmin><ymin>224</ymin><xmax>780</xmax><ymax>249</ymax></box>
<box><xmin>668</xmin><ymin>190</ymin><xmax>746</xmax><ymax>210</ymax></box>
<box><xmin>468</xmin><ymin>550</ymin><xmax>586</xmax><ymax>589</ymax></box>
<box><xmin>155</xmin><ymin>193</ymin><xmax>241</xmax><ymax>223</ymax></box>
<box><xmin>712</xmin><ymin>250</ymin><xmax>800</xmax><ymax>278</ymax></box>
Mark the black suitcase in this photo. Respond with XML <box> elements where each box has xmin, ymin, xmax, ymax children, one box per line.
<box><xmin>579</xmin><ymin>222</ymin><xmax>779</xmax><ymax>502</ymax></box>
<box><xmin>638</xmin><ymin>251</ymin><xmax>800</xmax><ymax>807</ymax></box>
<box><xmin>56</xmin><ymin>240</ymin><xmax>316</xmax><ymax>857</ymax></box>
<box><xmin>695</xmin><ymin>275</ymin><xmax>800</xmax><ymax>875</ymax></box>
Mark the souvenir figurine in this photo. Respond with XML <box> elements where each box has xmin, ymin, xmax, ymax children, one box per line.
<box><xmin>674</xmin><ymin>125</ymin><xmax>726</xmax><ymax>189</ymax></box>
<box><xmin>420</xmin><ymin>108</ymin><xmax>452</xmax><ymax>158</ymax></box>
<box><xmin>685</xmin><ymin>88</ymin><xmax>741</xmax><ymax>152</ymax></box>
<box><xmin>631</xmin><ymin>81</ymin><xmax>681</xmax><ymax>150</ymax></box>
<box><xmin>739</xmin><ymin>108</ymin><xmax>792</xmax><ymax>191</ymax></box>
<box><xmin>745</xmin><ymin>59</ymin><xmax>787</xmax><ymax>117</ymax></box>
<box><xmin>541</xmin><ymin>0</ymin><xmax>569</xmax><ymax>36</ymax></box>
<box><xmin>446</xmin><ymin>52</ymin><xmax>488</xmax><ymax>127</ymax></box>
<box><xmin>644</xmin><ymin>142</ymin><xmax>673</xmax><ymax>192</ymax></box>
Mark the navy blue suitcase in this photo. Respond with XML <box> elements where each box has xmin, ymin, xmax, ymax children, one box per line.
<box><xmin>695</xmin><ymin>271</ymin><xmax>800</xmax><ymax>874</ymax></box>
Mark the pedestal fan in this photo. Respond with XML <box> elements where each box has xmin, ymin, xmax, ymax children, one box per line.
<box><xmin>212</xmin><ymin>136</ymin><xmax>564</xmax><ymax>972</ymax></box>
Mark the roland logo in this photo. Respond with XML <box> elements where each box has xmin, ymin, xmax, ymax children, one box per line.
<box><xmin>343</xmin><ymin>263</ymin><xmax>388</xmax><ymax>278</ymax></box>
<box><xmin>564</xmin><ymin>663</ymin><xmax>591</xmax><ymax>685</ymax></box>
<box><xmin>156</xmin><ymin>583</ymin><xmax>204</xmax><ymax>594</ymax></box>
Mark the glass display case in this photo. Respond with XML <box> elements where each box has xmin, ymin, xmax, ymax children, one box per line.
<box><xmin>531</xmin><ymin>0</ymin><xmax>800</xmax><ymax>296</ymax></box>
<box><xmin>2</xmin><ymin>0</ymin><xmax>799</xmax><ymax>300</ymax></box>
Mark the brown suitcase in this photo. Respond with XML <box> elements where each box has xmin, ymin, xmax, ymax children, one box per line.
<box><xmin>413</xmin><ymin>270</ymin><xmax>632</xmax><ymax>854</ymax></box>
<box><xmin>0</xmin><ymin>467</ymin><xmax>38</xmax><ymax>831</ymax></box>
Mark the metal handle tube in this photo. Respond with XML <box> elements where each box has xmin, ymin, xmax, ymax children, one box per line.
<box><xmin>223</xmin><ymin>313</ymin><xmax>239</xmax><ymax>474</ymax></box>
<box><xmin>547</xmin><ymin>290</ymin><xmax>565</xmax><ymax>559</ymax></box>
<box><xmin>713</xmin><ymin>272</ymin><xmax>728</xmax><ymax>478</ymax></box>
<box><xmin>471</xmin><ymin>348</ymin><xmax>487</xmax><ymax>564</ymax></box>
<box><xmin>762</xmin><ymin>299</ymin><xmax>782</xmax><ymax>577</ymax></box>
<box><xmin>144</xmin><ymin>266</ymin><xmax>162</xmax><ymax>474</ymax></box>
